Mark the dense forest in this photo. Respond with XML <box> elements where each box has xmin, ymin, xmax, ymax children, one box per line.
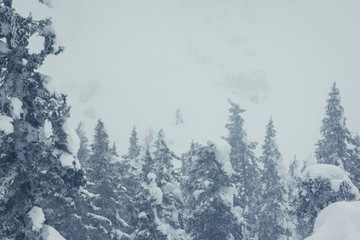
<box><xmin>1</xmin><ymin>1</ymin><xmax>360</xmax><ymax>240</ymax></box>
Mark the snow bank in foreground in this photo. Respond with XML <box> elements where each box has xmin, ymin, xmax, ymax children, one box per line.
<box><xmin>304</xmin><ymin>164</ymin><xmax>360</xmax><ymax>199</ymax></box>
<box><xmin>306</xmin><ymin>201</ymin><xmax>360</xmax><ymax>240</ymax></box>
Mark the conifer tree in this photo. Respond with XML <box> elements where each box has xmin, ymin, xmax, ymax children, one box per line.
<box><xmin>182</xmin><ymin>142</ymin><xmax>243</xmax><ymax>240</ymax></box>
<box><xmin>133</xmin><ymin>148</ymin><xmax>168</xmax><ymax>240</ymax></box>
<box><xmin>347</xmin><ymin>134</ymin><xmax>360</xmax><ymax>190</ymax></box>
<box><xmin>126</xmin><ymin>126</ymin><xmax>141</xmax><ymax>159</ymax></box>
<box><xmin>153</xmin><ymin>130</ymin><xmax>185</xmax><ymax>234</ymax></box>
<box><xmin>123</xmin><ymin>125</ymin><xmax>142</xmax><ymax>172</ymax></box>
<box><xmin>84</xmin><ymin>120</ymin><xmax>131</xmax><ymax>239</ymax></box>
<box><xmin>224</xmin><ymin>99</ymin><xmax>260</xmax><ymax>237</ymax></box>
<box><xmin>88</xmin><ymin>119</ymin><xmax>111</xmax><ymax>180</ymax></box>
<box><xmin>257</xmin><ymin>118</ymin><xmax>288</xmax><ymax>240</ymax></box>
<box><xmin>315</xmin><ymin>83</ymin><xmax>360</xmax><ymax>191</ymax></box>
<box><xmin>0</xmin><ymin>1</ymin><xmax>84</xmax><ymax>238</ymax></box>
<box><xmin>315</xmin><ymin>82</ymin><xmax>352</xmax><ymax>168</ymax></box>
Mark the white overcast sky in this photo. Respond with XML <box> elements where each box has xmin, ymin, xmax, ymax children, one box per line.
<box><xmin>15</xmin><ymin>0</ymin><xmax>360</xmax><ymax>163</ymax></box>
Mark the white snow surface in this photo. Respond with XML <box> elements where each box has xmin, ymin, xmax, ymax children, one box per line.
<box><xmin>27</xmin><ymin>206</ymin><xmax>65</xmax><ymax>239</ymax></box>
<box><xmin>146</xmin><ymin>173</ymin><xmax>163</xmax><ymax>205</ymax></box>
<box><xmin>80</xmin><ymin>187</ymin><xmax>99</xmax><ymax>198</ymax></box>
<box><xmin>39</xmin><ymin>225</ymin><xmax>66</xmax><ymax>240</ymax></box>
<box><xmin>59</xmin><ymin>151</ymin><xmax>81</xmax><ymax>169</ymax></box>
<box><xmin>62</xmin><ymin>121</ymin><xmax>80</xmax><ymax>155</ymax></box>
<box><xmin>0</xmin><ymin>115</ymin><xmax>14</xmax><ymax>135</ymax></box>
<box><xmin>0</xmin><ymin>40</ymin><xmax>11</xmax><ymax>54</ymax></box>
<box><xmin>44</xmin><ymin>119</ymin><xmax>53</xmax><ymax>139</ymax></box>
<box><xmin>10</xmin><ymin>97</ymin><xmax>23</xmax><ymax>120</ymax></box>
<box><xmin>306</xmin><ymin>201</ymin><xmax>360</xmax><ymax>240</ymax></box>
<box><xmin>28</xmin><ymin>206</ymin><xmax>45</xmax><ymax>232</ymax></box>
<box><xmin>303</xmin><ymin>164</ymin><xmax>360</xmax><ymax>199</ymax></box>
<box><xmin>214</xmin><ymin>139</ymin><xmax>234</xmax><ymax>176</ymax></box>
<box><xmin>138</xmin><ymin>211</ymin><xmax>147</xmax><ymax>219</ymax></box>
<box><xmin>162</xmin><ymin>181</ymin><xmax>183</xmax><ymax>204</ymax></box>
<box><xmin>220</xmin><ymin>186</ymin><xmax>237</xmax><ymax>207</ymax></box>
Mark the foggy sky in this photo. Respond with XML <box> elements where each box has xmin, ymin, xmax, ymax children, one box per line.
<box><xmin>15</xmin><ymin>0</ymin><xmax>360</xmax><ymax>163</ymax></box>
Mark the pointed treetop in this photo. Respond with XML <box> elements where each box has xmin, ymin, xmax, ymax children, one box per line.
<box><xmin>125</xmin><ymin>125</ymin><xmax>140</xmax><ymax>160</ymax></box>
<box><xmin>91</xmin><ymin>119</ymin><xmax>110</xmax><ymax>155</ymax></box>
<box><xmin>316</xmin><ymin>82</ymin><xmax>350</xmax><ymax>167</ymax></box>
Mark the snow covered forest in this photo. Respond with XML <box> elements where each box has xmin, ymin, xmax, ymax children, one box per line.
<box><xmin>1</xmin><ymin>0</ymin><xmax>360</xmax><ymax>239</ymax></box>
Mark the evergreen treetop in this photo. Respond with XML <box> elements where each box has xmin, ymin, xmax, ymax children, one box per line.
<box><xmin>315</xmin><ymin>82</ymin><xmax>351</xmax><ymax>167</ymax></box>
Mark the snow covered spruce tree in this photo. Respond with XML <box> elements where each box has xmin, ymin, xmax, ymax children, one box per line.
<box><xmin>152</xmin><ymin>129</ymin><xmax>185</xmax><ymax>237</ymax></box>
<box><xmin>347</xmin><ymin>134</ymin><xmax>360</xmax><ymax>190</ymax></box>
<box><xmin>0</xmin><ymin>1</ymin><xmax>85</xmax><ymax>238</ymax></box>
<box><xmin>257</xmin><ymin>118</ymin><xmax>288</xmax><ymax>240</ymax></box>
<box><xmin>133</xmin><ymin>147</ymin><xmax>168</xmax><ymax>240</ymax></box>
<box><xmin>315</xmin><ymin>82</ymin><xmax>352</xmax><ymax>168</ymax></box>
<box><xmin>123</xmin><ymin>125</ymin><xmax>141</xmax><ymax>172</ymax></box>
<box><xmin>82</xmin><ymin>119</ymin><xmax>133</xmax><ymax>239</ymax></box>
<box><xmin>76</xmin><ymin>122</ymin><xmax>91</xmax><ymax>168</ymax></box>
<box><xmin>315</xmin><ymin>82</ymin><xmax>360</xmax><ymax>190</ymax></box>
<box><xmin>182</xmin><ymin>141</ymin><xmax>243</xmax><ymax>240</ymax></box>
<box><xmin>224</xmin><ymin>99</ymin><xmax>260</xmax><ymax>237</ymax></box>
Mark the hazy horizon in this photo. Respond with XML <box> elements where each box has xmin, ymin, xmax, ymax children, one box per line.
<box><xmin>15</xmin><ymin>0</ymin><xmax>360</xmax><ymax>163</ymax></box>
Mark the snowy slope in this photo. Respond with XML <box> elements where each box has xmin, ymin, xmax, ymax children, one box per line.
<box><xmin>14</xmin><ymin>0</ymin><xmax>360</xmax><ymax>164</ymax></box>
<box><xmin>306</xmin><ymin>201</ymin><xmax>360</xmax><ymax>240</ymax></box>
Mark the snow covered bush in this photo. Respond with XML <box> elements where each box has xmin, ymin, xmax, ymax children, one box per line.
<box><xmin>295</xmin><ymin>164</ymin><xmax>359</xmax><ymax>239</ymax></box>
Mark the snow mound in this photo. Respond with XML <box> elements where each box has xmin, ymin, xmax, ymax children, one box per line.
<box><xmin>62</xmin><ymin>121</ymin><xmax>80</xmax><ymax>155</ymax></box>
<box><xmin>0</xmin><ymin>40</ymin><xmax>11</xmax><ymax>54</ymax></box>
<box><xmin>214</xmin><ymin>139</ymin><xmax>234</xmax><ymax>176</ymax></box>
<box><xmin>10</xmin><ymin>97</ymin><xmax>23</xmax><ymax>120</ymax></box>
<box><xmin>27</xmin><ymin>206</ymin><xmax>66</xmax><ymax>239</ymax></box>
<box><xmin>0</xmin><ymin>115</ymin><xmax>13</xmax><ymax>135</ymax></box>
<box><xmin>59</xmin><ymin>152</ymin><xmax>81</xmax><ymax>169</ymax></box>
<box><xmin>28</xmin><ymin>206</ymin><xmax>45</xmax><ymax>232</ymax></box>
<box><xmin>304</xmin><ymin>164</ymin><xmax>360</xmax><ymax>199</ymax></box>
<box><xmin>306</xmin><ymin>201</ymin><xmax>360</xmax><ymax>240</ymax></box>
<box><xmin>162</xmin><ymin>181</ymin><xmax>183</xmax><ymax>203</ymax></box>
<box><xmin>146</xmin><ymin>173</ymin><xmax>163</xmax><ymax>205</ymax></box>
<box><xmin>148</xmin><ymin>184</ymin><xmax>163</xmax><ymax>205</ymax></box>
<box><xmin>220</xmin><ymin>186</ymin><xmax>237</xmax><ymax>207</ymax></box>
<box><xmin>44</xmin><ymin>119</ymin><xmax>53</xmax><ymax>139</ymax></box>
<box><xmin>39</xmin><ymin>225</ymin><xmax>66</xmax><ymax>240</ymax></box>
